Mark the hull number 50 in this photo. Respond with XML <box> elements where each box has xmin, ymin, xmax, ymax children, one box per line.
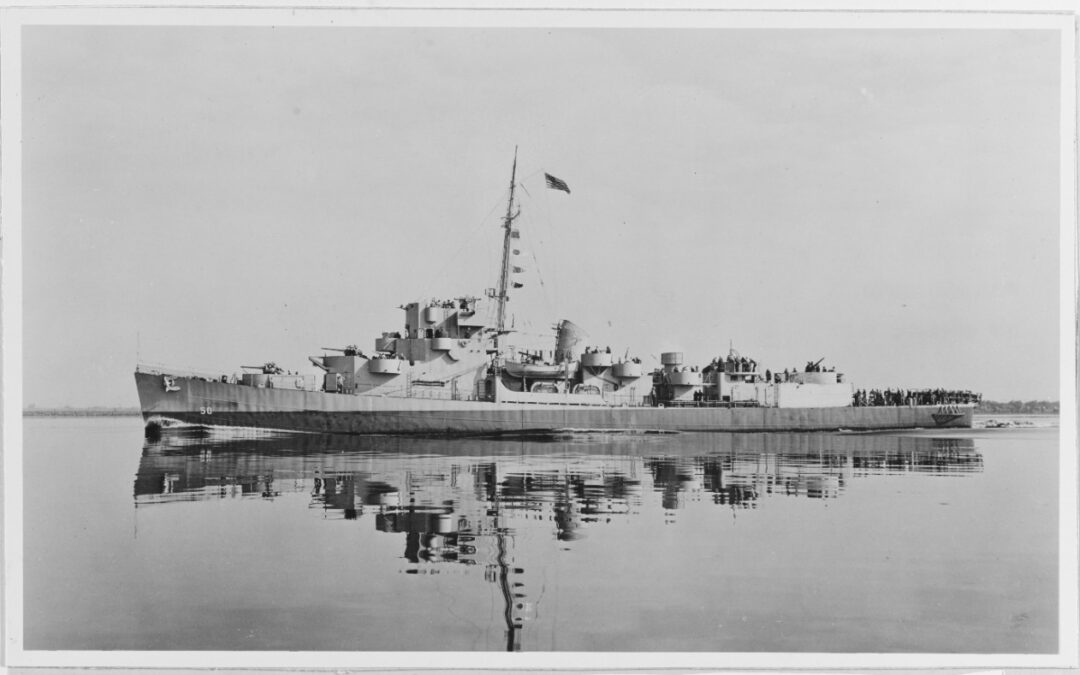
<box><xmin>200</xmin><ymin>406</ymin><xmax>213</xmax><ymax>415</ymax></box>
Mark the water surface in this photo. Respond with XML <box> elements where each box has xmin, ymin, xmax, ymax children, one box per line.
<box><xmin>22</xmin><ymin>417</ymin><xmax>1059</xmax><ymax>652</ymax></box>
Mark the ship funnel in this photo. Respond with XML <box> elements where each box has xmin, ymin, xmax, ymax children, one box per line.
<box><xmin>554</xmin><ymin>320</ymin><xmax>588</xmax><ymax>363</ymax></box>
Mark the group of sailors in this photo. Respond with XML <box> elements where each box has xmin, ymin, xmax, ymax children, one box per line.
<box><xmin>695</xmin><ymin>355</ymin><xmax>848</xmax><ymax>385</ymax></box>
<box><xmin>769</xmin><ymin>365</ymin><xmax>837</xmax><ymax>382</ymax></box>
<box><xmin>704</xmin><ymin>355</ymin><xmax>758</xmax><ymax>374</ymax></box>
<box><xmin>670</xmin><ymin>365</ymin><xmax>700</xmax><ymax>373</ymax></box>
<box><xmin>852</xmin><ymin>388</ymin><xmax>982</xmax><ymax>407</ymax></box>
<box><xmin>426</xmin><ymin>297</ymin><xmax>473</xmax><ymax>310</ymax></box>
<box><xmin>581</xmin><ymin>346</ymin><xmax>642</xmax><ymax>364</ymax></box>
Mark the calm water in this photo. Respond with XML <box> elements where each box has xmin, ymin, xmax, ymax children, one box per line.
<box><xmin>22</xmin><ymin>417</ymin><xmax>1059</xmax><ymax>653</ymax></box>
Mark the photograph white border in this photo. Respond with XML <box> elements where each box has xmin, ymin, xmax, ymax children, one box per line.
<box><xmin>2</xmin><ymin>2</ymin><xmax>1076</xmax><ymax>671</ymax></box>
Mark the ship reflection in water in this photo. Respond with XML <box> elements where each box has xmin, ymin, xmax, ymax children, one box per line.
<box><xmin>134</xmin><ymin>430</ymin><xmax>982</xmax><ymax>652</ymax></box>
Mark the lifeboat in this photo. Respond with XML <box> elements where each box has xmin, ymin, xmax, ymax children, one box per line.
<box><xmin>572</xmin><ymin>384</ymin><xmax>602</xmax><ymax>396</ymax></box>
<box><xmin>529</xmin><ymin>381</ymin><xmax>562</xmax><ymax>394</ymax></box>
<box><xmin>502</xmin><ymin>361</ymin><xmax>578</xmax><ymax>379</ymax></box>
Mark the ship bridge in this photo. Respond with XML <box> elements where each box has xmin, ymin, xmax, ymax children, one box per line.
<box><xmin>403</xmin><ymin>296</ymin><xmax>490</xmax><ymax>342</ymax></box>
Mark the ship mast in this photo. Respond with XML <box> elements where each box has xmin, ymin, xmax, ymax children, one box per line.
<box><xmin>494</xmin><ymin>147</ymin><xmax>519</xmax><ymax>349</ymax></box>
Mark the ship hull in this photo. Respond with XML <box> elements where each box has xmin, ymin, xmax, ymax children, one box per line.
<box><xmin>136</xmin><ymin>372</ymin><xmax>975</xmax><ymax>436</ymax></box>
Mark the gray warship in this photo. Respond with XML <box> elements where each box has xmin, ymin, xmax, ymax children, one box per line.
<box><xmin>135</xmin><ymin>153</ymin><xmax>977</xmax><ymax>435</ymax></box>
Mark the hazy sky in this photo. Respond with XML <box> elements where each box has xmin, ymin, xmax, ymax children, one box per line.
<box><xmin>17</xmin><ymin>21</ymin><xmax>1064</xmax><ymax>407</ymax></box>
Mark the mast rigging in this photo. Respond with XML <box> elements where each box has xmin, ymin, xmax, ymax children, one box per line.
<box><xmin>495</xmin><ymin>147</ymin><xmax>519</xmax><ymax>347</ymax></box>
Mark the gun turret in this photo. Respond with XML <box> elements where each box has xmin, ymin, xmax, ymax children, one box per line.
<box><xmin>321</xmin><ymin>345</ymin><xmax>360</xmax><ymax>356</ymax></box>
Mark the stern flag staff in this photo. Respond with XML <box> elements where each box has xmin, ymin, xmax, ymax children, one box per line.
<box><xmin>545</xmin><ymin>173</ymin><xmax>571</xmax><ymax>194</ymax></box>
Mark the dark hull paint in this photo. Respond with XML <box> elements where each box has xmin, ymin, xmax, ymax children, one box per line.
<box><xmin>136</xmin><ymin>371</ymin><xmax>975</xmax><ymax>436</ymax></box>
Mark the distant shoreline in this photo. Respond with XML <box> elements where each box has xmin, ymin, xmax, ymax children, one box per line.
<box><xmin>23</xmin><ymin>408</ymin><xmax>141</xmax><ymax>417</ymax></box>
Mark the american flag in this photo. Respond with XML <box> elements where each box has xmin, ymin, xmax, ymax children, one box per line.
<box><xmin>544</xmin><ymin>173</ymin><xmax>571</xmax><ymax>194</ymax></box>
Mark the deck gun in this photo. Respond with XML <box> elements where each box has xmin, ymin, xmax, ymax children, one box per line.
<box><xmin>321</xmin><ymin>345</ymin><xmax>361</xmax><ymax>356</ymax></box>
<box><xmin>242</xmin><ymin>362</ymin><xmax>285</xmax><ymax>374</ymax></box>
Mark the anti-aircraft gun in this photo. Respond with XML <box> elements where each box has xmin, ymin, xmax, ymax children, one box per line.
<box><xmin>806</xmin><ymin>357</ymin><xmax>826</xmax><ymax>373</ymax></box>
<box><xmin>242</xmin><ymin>362</ymin><xmax>285</xmax><ymax>375</ymax></box>
<box><xmin>310</xmin><ymin>345</ymin><xmax>365</xmax><ymax>372</ymax></box>
<box><xmin>321</xmin><ymin>344</ymin><xmax>362</xmax><ymax>356</ymax></box>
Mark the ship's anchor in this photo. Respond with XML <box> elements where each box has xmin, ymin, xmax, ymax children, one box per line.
<box><xmin>162</xmin><ymin>376</ymin><xmax>180</xmax><ymax>393</ymax></box>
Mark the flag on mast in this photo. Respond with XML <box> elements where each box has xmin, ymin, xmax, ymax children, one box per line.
<box><xmin>544</xmin><ymin>173</ymin><xmax>571</xmax><ymax>194</ymax></box>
